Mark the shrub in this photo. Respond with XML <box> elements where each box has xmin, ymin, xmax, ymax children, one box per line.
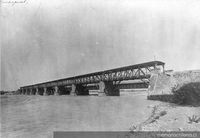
<box><xmin>172</xmin><ymin>82</ymin><xmax>200</xmax><ymax>106</ymax></box>
<box><xmin>188</xmin><ymin>115</ymin><xmax>200</xmax><ymax>123</ymax></box>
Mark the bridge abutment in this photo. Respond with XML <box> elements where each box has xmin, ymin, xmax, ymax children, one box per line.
<box><xmin>98</xmin><ymin>81</ymin><xmax>120</xmax><ymax>96</ymax></box>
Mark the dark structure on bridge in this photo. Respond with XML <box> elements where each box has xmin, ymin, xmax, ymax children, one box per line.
<box><xmin>20</xmin><ymin>61</ymin><xmax>165</xmax><ymax>96</ymax></box>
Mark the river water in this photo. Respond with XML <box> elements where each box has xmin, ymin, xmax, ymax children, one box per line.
<box><xmin>1</xmin><ymin>92</ymin><xmax>159</xmax><ymax>138</ymax></box>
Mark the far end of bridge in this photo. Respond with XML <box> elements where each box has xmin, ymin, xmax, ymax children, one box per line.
<box><xmin>19</xmin><ymin>61</ymin><xmax>165</xmax><ymax>96</ymax></box>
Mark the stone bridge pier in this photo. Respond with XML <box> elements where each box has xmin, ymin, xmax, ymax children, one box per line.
<box><xmin>26</xmin><ymin>89</ymin><xmax>30</xmax><ymax>95</ymax></box>
<box><xmin>30</xmin><ymin>89</ymin><xmax>33</xmax><ymax>95</ymax></box>
<box><xmin>53</xmin><ymin>86</ymin><xmax>59</xmax><ymax>95</ymax></box>
<box><xmin>36</xmin><ymin>88</ymin><xmax>39</xmax><ymax>95</ymax></box>
<box><xmin>24</xmin><ymin>89</ymin><xmax>27</xmax><ymax>95</ymax></box>
<box><xmin>43</xmin><ymin>87</ymin><xmax>48</xmax><ymax>96</ymax></box>
<box><xmin>22</xmin><ymin>89</ymin><xmax>25</xmax><ymax>95</ymax></box>
<box><xmin>98</xmin><ymin>81</ymin><xmax>120</xmax><ymax>96</ymax></box>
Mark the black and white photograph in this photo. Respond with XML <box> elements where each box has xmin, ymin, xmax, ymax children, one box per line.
<box><xmin>1</xmin><ymin>0</ymin><xmax>200</xmax><ymax>138</ymax></box>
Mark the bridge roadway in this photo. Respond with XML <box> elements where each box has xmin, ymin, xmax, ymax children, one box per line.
<box><xmin>20</xmin><ymin>61</ymin><xmax>165</xmax><ymax>96</ymax></box>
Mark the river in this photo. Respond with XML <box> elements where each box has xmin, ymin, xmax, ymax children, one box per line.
<box><xmin>1</xmin><ymin>92</ymin><xmax>159</xmax><ymax>138</ymax></box>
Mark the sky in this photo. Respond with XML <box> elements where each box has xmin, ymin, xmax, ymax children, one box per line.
<box><xmin>1</xmin><ymin>0</ymin><xmax>200</xmax><ymax>90</ymax></box>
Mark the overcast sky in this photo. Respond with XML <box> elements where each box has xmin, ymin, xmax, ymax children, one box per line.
<box><xmin>1</xmin><ymin>0</ymin><xmax>200</xmax><ymax>90</ymax></box>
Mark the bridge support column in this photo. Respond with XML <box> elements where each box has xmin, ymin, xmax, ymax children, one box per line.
<box><xmin>30</xmin><ymin>89</ymin><xmax>34</xmax><ymax>95</ymax></box>
<box><xmin>27</xmin><ymin>89</ymin><xmax>30</xmax><ymax>95</ymax></box>
<box><xmin>70</xmin><ymin>84</ymin><xmax>76</xmax><ymax>96</ymax></box>
<box><xmin>98</xmin><ymin>81</ymin><xmax>120</xmax><ymax>96</ymax></box>
<box><xmin>43</xmin><ymin>87</ymin><xmax>48</xmax><ymax>96</ymax></box>
<box><xmin>30</xmin><ymin>89</ymin><xmax>33</xmax><ymax>95</ymax></box>
<box><xmin>24</xmin><ymin>89</ymin><xmax>27</xmax><ymax>95</ymax></box>
<box><xmin>54</xmin><ymin>86</ymin><xmax>59</xmax><ymax>95</ymax></box>
<box><xmin>36</xmin><ymin>88</ymin><xmax>39</xmax><ymax>95</ymax></box>
<box><xmin>25</xmin><ymin>89</ymin><xmax>28</xmax><ymax>95</ymax></box>
<box><xmin>29</xmin><ymin>89</ymin><xmax>32</xmax><ymax>95</ymax></box>
<box><xmin>98</xmin><ymin>81</ymin><xmax>106</xmax><ymax>96</ymax></box>
<box><xmin>21</xmin><ymin>89</ymin><xmax>24</xmax><ymax>95</ymax></box>
<box><xmin>27</xmin><ymin>89</ymin><xmax>29</xmax><ymax>95</ymax></box>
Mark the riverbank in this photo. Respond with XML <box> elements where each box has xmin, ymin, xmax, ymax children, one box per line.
<box><xmin>130</xmin><ymin>102</ymin><xmax>200</xmax><ymax>131</ymax></box>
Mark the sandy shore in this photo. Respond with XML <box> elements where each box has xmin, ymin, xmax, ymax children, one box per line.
<box><xmin>130</xmin><ymin>102</ymin><xmax>200</xmax><ymax>131</ymax></box>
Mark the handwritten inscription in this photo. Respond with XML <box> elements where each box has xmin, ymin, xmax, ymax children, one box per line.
<box><xmin>2</xmin><ymin>0</ymin><xmax>27</xmax><ymax>5</ymax></box>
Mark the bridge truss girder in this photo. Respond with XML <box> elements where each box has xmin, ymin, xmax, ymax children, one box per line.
<box><xmin>20</xmin><ymin>61</ymin><xmax>165</xmax><ymax>90</ymax></box>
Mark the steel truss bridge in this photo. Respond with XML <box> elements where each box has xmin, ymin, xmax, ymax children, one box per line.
<box><xmin>20</xmin><ymin>61</ymin><xmax>165</xmax><ymax>96</ymax></box>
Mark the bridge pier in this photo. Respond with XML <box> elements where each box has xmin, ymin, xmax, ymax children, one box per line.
<box><xmin>54</xmin><ymin>86</ymin><xmax>59</xmax><ymax>95</ymax></box>
<box><xmin>25</xmin><ymin>89</ymin><xmax>27</xmax><ymax>95</ymax></box>
<box><xmin>24</xmin><ymin>89</ymin><xmax>27</xmax><ymax>95</ymax></box>
<box><xmin>21</xmin><ymin>89</ymin><xmax>24</xmax><ymax>95</ymax></box>
<box><xmin>98</xmin><ymin>81</ymin><xmax>120</xmax><ymax>96</ymax></box>
<box><xmin>70</xmin><ymin>84</ymin><xmax>76</xmax><ymax>95</ymax></box>
<box><xmin>43</xmin><ymin>87</ymin><xmax>48</xmax><ymax>96</ymax></box>
<box><xmin>29</xmin><ymin>89</ymin><xmax>32</xmax><ymax>95</ymax></box>
<box><xmin>70</xmin><ymin>84</ymin><xmax>89</xmax><ymax>95</ymax></box>
<box><xmin>98</xmin><ymin>81</ymin><xmax>106</xmax><ymax>96</ymax></box>
<box><xmin>28</xmin><ymin>89</ymin><xmax>30</xmax><ymax>95</ymax></box>
<box><xmin>30</xmin><ymin>89</ymin><xmax>33</xmax><ymax>95</ymax></box>
<box><xmin>36</xmin><ymin>88</ymin><xmax>39</xmax><ymax>95</ymax></box>
<box><xmin>27</xmin><ymin>89</ymin><xmax>30</xmax><ymax>95</ymax></box>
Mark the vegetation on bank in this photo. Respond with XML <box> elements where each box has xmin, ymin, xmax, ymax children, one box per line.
<box><xmin>172</xmin><ymin>82</ymin><xmax>200</xmax><ymax>106</ymax></box>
